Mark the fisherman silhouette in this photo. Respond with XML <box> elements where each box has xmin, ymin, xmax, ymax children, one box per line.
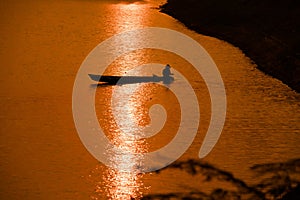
<box><xmin>162</xmin><ymin>64</ymin><xmax>174</xmax><ymax>84</ymax></box>
<box><xmin>162</xmin><ymin>64</ymin><xmax>173</xmax><ymax>78</ymax></box>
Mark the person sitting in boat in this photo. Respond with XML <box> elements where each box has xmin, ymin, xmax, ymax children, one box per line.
<box><xmin>162</xmin><ymin>64</ymin><xmax>173</xmax><ymax>78</ymax></box>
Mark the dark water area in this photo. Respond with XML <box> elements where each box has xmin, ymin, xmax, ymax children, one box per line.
<box><xmin>161</xmin><ymin>0</ymin><xmax>300</xmax><ymax>92</ymax></box>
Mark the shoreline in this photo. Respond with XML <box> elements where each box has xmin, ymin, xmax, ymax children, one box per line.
<box><xmin>160</xmin><ymin>0</ymin><xmax>300</xmax><ymax>92</ymax></box>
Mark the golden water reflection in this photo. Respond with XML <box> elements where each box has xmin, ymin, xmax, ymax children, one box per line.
<box><xmin>108</xmin><ymin>1</ymin><xmax>149</xmax><ymax>33</ymax></box>
<box><xmin>97</xmin><ymin>83</ymin><xmax>152</xmax><ymax>200</ymax></box>
<box><xmin>94</xmin><ymin>68</ymin><xmax>187</xmax><ymax>199</ymax></box>
<box><xmin>94</xmin><ymin>3</ymin><xmax>152</xmax><ymax>199</ymax></box>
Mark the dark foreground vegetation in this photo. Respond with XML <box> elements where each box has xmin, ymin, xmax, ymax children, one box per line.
<box><xmin>142</xmin><ymin>158</ymin><xmax>300</xmax><ymax>200</ymax></box>
<box><xmin>161</xmin><ymin>0</ymin><xmax>300</xmax><ymax>92</ymax></box>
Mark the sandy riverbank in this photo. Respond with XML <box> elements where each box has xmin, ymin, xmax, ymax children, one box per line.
<box><xmin>161</xmin><ymin>0</ymin><xmax>300</xmax><ymax>92</ymax></box>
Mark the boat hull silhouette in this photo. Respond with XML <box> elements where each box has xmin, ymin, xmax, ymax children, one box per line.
<box><xmin>88</xmin><ymin>74</ymin><xmax>174</xmax><ymax>85</ymax></box>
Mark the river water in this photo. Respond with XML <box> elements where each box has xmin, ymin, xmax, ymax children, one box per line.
<box><xmin>0</xmin><ymin>0</ymin><xmax>299</xmax><ymax>199</ymax></box>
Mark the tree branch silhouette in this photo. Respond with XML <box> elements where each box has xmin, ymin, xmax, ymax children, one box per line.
<box><xmin>141</xmin><ymin>158</ymin><xmax>300</xmax><ymax>200</ymax></box>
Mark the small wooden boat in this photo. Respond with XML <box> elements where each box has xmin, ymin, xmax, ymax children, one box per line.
<box><xmin>88</xmin><ymin>74</ymin><xmax>174</xmax><ymax>85</ymax></box>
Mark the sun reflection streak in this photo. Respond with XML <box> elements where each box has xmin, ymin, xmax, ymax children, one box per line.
<box><xmin>109</xmin><ymin>2</ymin><xmax>149</xmax><ymax>33</ymax></box>
<box><xmin>103</xmin><ymin>168</ymin><xmax>145</xmax><ymax>200</ymax></box>
<box><xmin>101</xmin><ymin>83</ymin><xmax>150</xmax><ymax>200</ymax></box>
<box><xmin>93</xmin><ymin>2</ymin><xmax>152</xmax><ymax>199</ymax></box>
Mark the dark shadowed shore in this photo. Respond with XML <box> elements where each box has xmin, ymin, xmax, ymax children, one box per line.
<box><xmin>160</xmin><ymin>0</ymin><xmax>300</xmax><ymax>92</ymax></box>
